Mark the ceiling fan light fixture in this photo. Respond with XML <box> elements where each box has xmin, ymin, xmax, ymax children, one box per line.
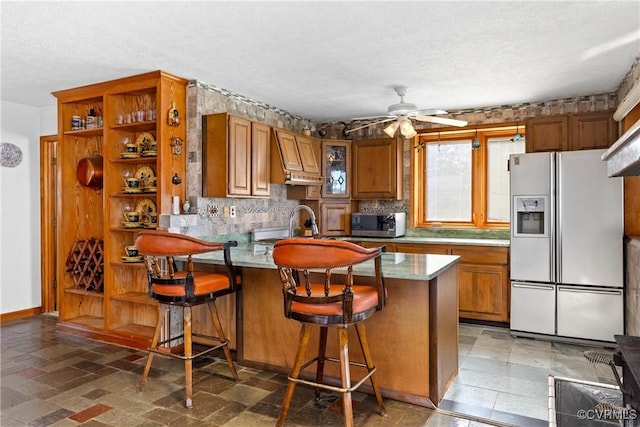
<box><xmin>399</xmin><ymin>119</ymin><xmax>415</xmax><ymax>137</ymax></box>
<box><xmin>403</xmin><ymin>127</ymin><xmax>417</xmax><ymax>138</ymax></box>
<box><xmin>384</xmin><ymin>121</ymin><xmax>399</xmax><ymax>138</ymax></box>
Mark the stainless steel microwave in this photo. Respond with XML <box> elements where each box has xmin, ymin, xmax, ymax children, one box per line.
<box><xmin>351</xmin><ymin>213</ymin><xmax>406</xmax><ymax>238</ymax></box>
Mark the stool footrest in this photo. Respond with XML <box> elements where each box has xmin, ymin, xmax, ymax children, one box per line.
<box><xmin>290</xmin><ymin>356</ymin><xmax>376</xmax><ymax>394</ymax></box>
<box><xmin>149</xmin><ymin>334</ymin><xmax>230</xmax><ymax>361</ymax></box>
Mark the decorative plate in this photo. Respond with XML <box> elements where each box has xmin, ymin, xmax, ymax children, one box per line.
<box><xmin>134</xmin><ymin>165</ymin><xmax>155</xmax><ymax>184</ymax></box>
<box><xmin>135</xmin><ymin>132</ymin><xmax>155</xmax><ymax>151</ymax></box>
<box><xmin>0</xmin><ymin>143</ymin><xmax>23</xmax><ymax>168</ymax></box>
<box><xmin>136</xmin><ymin>198</ymin><xmax>157</xmax><ymax>214</ymax></box>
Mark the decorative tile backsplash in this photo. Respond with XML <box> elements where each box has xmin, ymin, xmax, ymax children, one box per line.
<box><xmin>182</xmin><ymin>56</ymin><xmax>639</xmax><ymax>241</ymax></box>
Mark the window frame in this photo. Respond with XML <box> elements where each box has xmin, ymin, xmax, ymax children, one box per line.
<box><xmin>411</xmin><ymin>124</ymin><xmax>525</xmax><ymax>229</ymax></box>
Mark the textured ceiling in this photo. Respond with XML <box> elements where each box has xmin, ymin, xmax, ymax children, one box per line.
<box><xmin>1</xmin><ymin>1</ymin><xmax>639</xmax><ymax>123</ymax></box>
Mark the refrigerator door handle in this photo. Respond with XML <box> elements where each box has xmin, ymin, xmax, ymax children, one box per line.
<box><xmin>557</xmin><ymin>286</ymin><xmax>622</xmax><ymax>296</ymax></box>
<box><xmin>555</xmin><ymin>153</ymin><xmax>561</xmax><ymax>284</ymax></box>
<box><xmin>512</xmin><ymin>283</ymin><xmax>555</xmax><ymax>291</ymax></box>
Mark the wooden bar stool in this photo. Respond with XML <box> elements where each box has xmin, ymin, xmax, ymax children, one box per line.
<box><xmin>135</xmin><ymin>230</ymin><xmax>241</xmax><ymax>408</ymax></box>
<box><xmin>272</xmin><ymin>238</ymin><xmax>387</xmax><ymax>427</ymax></box>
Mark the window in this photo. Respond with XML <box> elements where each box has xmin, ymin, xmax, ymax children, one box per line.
<box><xmin>412</xmin><ymin>126</ymin><xmax>525</xmax><ymax>228</ymax></box>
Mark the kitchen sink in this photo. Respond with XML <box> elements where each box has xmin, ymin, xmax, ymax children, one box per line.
<box><xmin>252</xmin><ymin>241</ymin><xmax>276</xmax><ymax>256</ymax></box>
<box><xmin>251</xmin><ymin>227</ymin><xmax>289</xmax><ymax>256</ymax></box>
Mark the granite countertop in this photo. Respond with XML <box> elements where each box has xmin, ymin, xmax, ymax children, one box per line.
<box><xmin>345</xmin><ymin>236</ymin><xmax>510</xmax><ymax>247</ymax></box>
<box><xmin>189</xmin><ymin>243</ymin><xmax>460</xmax><ymax>282</ymax></box>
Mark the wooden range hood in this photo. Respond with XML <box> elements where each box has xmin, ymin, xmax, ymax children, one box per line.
<box><xmin>271</xmin><ymin>128</ymin><xmax>324</xmax><ymax>186</ymax></box>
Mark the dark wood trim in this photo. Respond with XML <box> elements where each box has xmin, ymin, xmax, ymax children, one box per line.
<box><xmin>1</xmin><ymin>307</ymin><xmax>42</xmax><ymax>323</ymax></box>
<box><xmin>40</xmin><ymin>134</ymin><xmax>58</xmax><ymax>313</ymax></box>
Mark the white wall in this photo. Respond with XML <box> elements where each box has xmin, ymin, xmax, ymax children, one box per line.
<box><xmin>0</xmin><ymin>101</ymin><xmax>56</xmax><ymax>314</ymax></box>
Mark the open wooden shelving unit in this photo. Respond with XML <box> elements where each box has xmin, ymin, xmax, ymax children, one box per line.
<box><xmin>53</xmin><ymin>71</ymin><xmax>187</xmax><ymax>349</ymax></box>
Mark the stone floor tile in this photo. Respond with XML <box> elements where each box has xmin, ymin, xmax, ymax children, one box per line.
<box><xmin>0</xmin><ymin>316</ymin><xmax>622</xmax><ymax>427</ymax></box>
<box><xmin>69</xmin><ymin>403</ymin><xmax>113</xmax><ymax>423</ymax></box>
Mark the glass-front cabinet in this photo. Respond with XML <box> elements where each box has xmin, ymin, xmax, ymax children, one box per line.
<box><xmin>321</xmin><ymin>139</ymin><xmax>350</xmax><ymax>198</ymax></box>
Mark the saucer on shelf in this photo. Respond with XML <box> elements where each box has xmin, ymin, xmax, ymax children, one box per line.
<box><xmin>143</xmin><ymin>186</ymin><xmax>157</xmax><ymax>193</ymax></box>
<box><xmin>141</xmin><ymin>151</ymin><xmax>157</xmax><ymax>157</ymax></box>
<box><xmin>121</xmin><ymin>221</ymin><xmax>142</xmax><ymax>228</ymax></box>
<box><xmin>121</xmin><ymin>255</ymin><xmax>144</xmax><ymax>263</ymax></box>
<box><xmin>143</xmin><ymin>222</ymin><xmax>158</xmax><ymax>229</ymax></box>
<box><xmin>122</xmin><ymin>187</ymin><xmax>143</xmax><ymax>194</ymax></box>
<box><xmin>120</xmin><ymin>152</ymin><xmax>140</xmax><ymax>159</ymax></box>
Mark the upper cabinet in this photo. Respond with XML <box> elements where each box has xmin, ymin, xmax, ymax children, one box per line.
<box><xmin>526</xmin><ymin>116</ymin><xmax>569</xmax><ymax>152</ymax></box>
<box><xmin>203</xmin><ymin>113</ymin><xmax>270</xmax><ymax>197</ymax></box>
<box><xmin>352</xmin><ymin>137</ymin><xmax>403</xmax><ymax>200</ymax></box>
<box><xmin>526</xmin><ymin>111</ymin><xmax>617</xmax><ymax>153</ymax></box>
<box><xmin>569</xmin><ymin>112</ymin><xmax>617</xmax><ymax>150</ymax></box>
<box><xmin>321</xmin><ymin>139</ymin><xmax>351</xmax><ymax>198</ymax></box>
<box><xmin>271</xmin><ymin>129</ymin><xmax>323</xmax><ymax>185</ymax></box>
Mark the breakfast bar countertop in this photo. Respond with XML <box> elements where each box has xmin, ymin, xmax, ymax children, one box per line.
<box><xmin>190</xmin><ymin>239</ymin><xmax>461</xmax><ymax>407</ymax></box>
<box><xmin>189</xmin><ymin>243</ymin><xmax>461</xmax><ymax>281</ymax></box>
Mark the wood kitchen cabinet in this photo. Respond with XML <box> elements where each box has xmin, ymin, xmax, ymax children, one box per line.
<box><xmin>450</xmin><ymin>246</ymin><xmax>509</xmax><ymax>323</ymax></box>
<box><xmin>203</xmin><ymin>113</ymin><xmax>270</xmax><ymax>197</ymax></box>
<box><xmin>53</xmin><ymin>71</ymin><xmax>188</xmax><ymax>348</ymax></box>
<box><xmin>526</xmin><ymin>111</ymin><xmax>616</xmax><ymax>153</ymax></box>
<box><xmin>321</xmin><ymin>139</ymin><xmax>351</xmax><ymax>198</ymax></box>
<box><xmin>569</xmin><ymin>112</ymin><xmax>617</xmax><ymax>150</ymax></box>
<box><xmin>352</xmin><ymin>137</ymin><xmax>403</xmax><ymax>199</ymax></box>
<box><xmin>526</xmin><ymin>116</ymin><xmax>569</xmax><ymax>152</ymax></box>
<box><xmin>304</xmin><ymin>200</ymin><xmax>356</xmax><ymax>236</ymax></box>
<box><xmin>392</xmin><ymin>243</ymin><xmax>510</xmax><ymax>323</ymax></box>
<box><xmin>394</xmin><ymin>242</ymin><xmax>450</xmax><ymax>255</ymax></box>
<box><xmin>288</xmin><ymin>139</ymin><xmax>354</xmax><ymax>236</ymax></box>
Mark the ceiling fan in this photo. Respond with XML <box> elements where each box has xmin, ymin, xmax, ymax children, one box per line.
<box><xmin>346</xmin><ymin>86</ymin><xmax>468</xmax><ymax>138</ymax></box>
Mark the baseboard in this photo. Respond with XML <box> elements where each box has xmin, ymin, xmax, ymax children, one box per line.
<box><xmin>0</xmin><ymin>307</ymin><xmax>42</xmax><ymax>323</ymax></box>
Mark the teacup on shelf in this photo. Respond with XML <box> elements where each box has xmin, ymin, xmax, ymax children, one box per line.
<box><xmin>123</xmin><ymin>177</ymin><xmax>141</xmax><ymax>189</ymax></box>
<box><xmin>143</xmin><ymin>212</ymin><xmax>158</xmax><ymax>225</ymax></box>
<box><xmin>123</xmin><ymin>245</ymin><xmax>138</xmax><ymax>257</ymax></box>
<box><xmin>123</xmin><ymin>211</ymin><xmax>140</xmax><ymax>223</ymax></box>
<box><xmin>125</xmin><ymin>143</ymin><xmax>138</xmax><ymax>153</ymax></box>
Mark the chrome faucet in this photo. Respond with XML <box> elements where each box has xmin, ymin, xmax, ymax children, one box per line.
<box><xmin>288</xmin><ymin>205</ymin><xmax>319</xmax><ymax>238</ymax></box>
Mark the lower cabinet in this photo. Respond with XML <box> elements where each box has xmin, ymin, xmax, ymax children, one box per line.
<box><xmin>393</xmin><ymin>243</ymin><xmax>510</xmax><ymax>323</ymax></box>
<box><xmin>457</xmin><ymin>263</ymin><xmax>509</xmax><ymax>322</ymax></box>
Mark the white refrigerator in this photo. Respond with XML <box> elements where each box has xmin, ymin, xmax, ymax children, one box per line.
<box><xmin>509</xmin><ymin>149</ymin><xmax>624</xmax><ymax>342</ymax></box>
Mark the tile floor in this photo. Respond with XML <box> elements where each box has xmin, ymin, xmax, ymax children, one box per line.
<box><xmin>1</xmin><ymin>315</ymin><xmax>619</xmax><ymax>426</ymax></box>
<box><xmin>441</xmin><ymin>323</ymin><xmax>620</xmax><ymax>427</ymax></box>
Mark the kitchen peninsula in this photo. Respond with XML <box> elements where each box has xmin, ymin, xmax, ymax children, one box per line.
<box><xmin>191</xmin><ymin>242</ymin><xmax>460</xmax><ymax>407</ymax></box>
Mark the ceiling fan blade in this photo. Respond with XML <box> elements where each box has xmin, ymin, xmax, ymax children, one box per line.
<box><xmin>345</xmin><ymin>117</ymin><xmax>396</xmax><ymax>133</ymax></box>
<box><xmin>409</xmin><ymin>109</ymin><xmax>448</xmax><ymax>116</ymax></box>
<box><xmin>413</xmin><ymin>115</ymin><xmax>468</xmax><ymax>127</ymax></box>
<box><xmin>351</xmin><ymin>114</ymin><xmax>395</xmax><ymax>121</ymax></box>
